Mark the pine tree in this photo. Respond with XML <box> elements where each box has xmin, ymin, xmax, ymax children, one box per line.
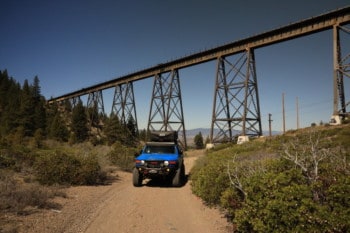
<box><xmin>19</xmin><ymin>79</ymin><xmax>36</xmax><ymax>136</ymax></box>
<box><xmin>126</xmin><ymin>115</ymin><xmax>137</xmax><ymax>137</ymax></box>
<box><xmin>139</xmin><ymin>129</ymin><xmax>149</xmax><ymax>142</ymax></box>
<box><xmin>0</xmin><ymin>71</ymin><xmax>22</xmax><ymax>137</ymax></box>
<box><xmin>47</xmin><ymin>103</ymin><xmax>69</xmax><ymax>142</ymax></box>
<box><xmin>52</xmin><ymin>114</ymin><xmax>69</xmax><ymax>141</ymax></box>
<box><xmin>71</xmin><ymin>100</ymin><xmax>88</xmax><ymax>142</ymax></box>
<box><xmin>32</xmin><ymin>76</ymin><xmax>46</xmax><ymax>132</ymax></box>
<box><xmin>103</xmin><ymin>113</ymin><xmax>123</xmax><ymax>145</ymax></box>
<box><xmin>194</xmin><ymin>131</ymin><xmax>204</xmax><ymax>149</ymax></box>
<box><xmin>0</xmin><ymin>72</ymin><xmax>47</xmax><ymax>139</ymax></box>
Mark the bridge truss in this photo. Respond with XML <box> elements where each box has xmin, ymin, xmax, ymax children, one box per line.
<box><xmin>334</xmin><ymin>24</ymin><xmax>350</xmax><ymax>117</ymax></box>
<box><xmin>148</xmin><ymin>70</ymin><xmax>187</xmax><ymax>147</ymax></box>
<box><xmin>211</xmin><ymin>49</ymin><xmax>262</xmax><ymax>143</ymax></box>
<box><xmin>49</xmin><ymin>6</ymin><xmax>350</xmax><ymax>147</ymax></box>
<box><xmin>111</xmin><ymin>82</ymin><xmax>138</xmax><ymax>136</ymax></box>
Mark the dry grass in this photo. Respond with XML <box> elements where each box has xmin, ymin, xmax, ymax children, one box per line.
<box><xmin>1</xmin><ymin>170</ymin><xmax>66</xmax><ymax>211</ymax></box>
<box><xmin>0</xmin><ymin>169</ymin><xmax>66</xmax><ymax>232</ymax></box>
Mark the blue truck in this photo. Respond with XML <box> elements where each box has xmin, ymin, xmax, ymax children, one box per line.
<box><xmin>133</xmin><ymin>131</ymin><xmax>185</xmax><ymax>187</ymax></box>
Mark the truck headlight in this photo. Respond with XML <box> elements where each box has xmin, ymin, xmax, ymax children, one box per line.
<box><xmin>141</xmin><ymin>160</ymin><xmax>145</xmax><ymax>165</ymax></box>
<box><xmin>164</xmin><ymin>161</ymin><xmax>169</xmax><ymax>166</ymax></box>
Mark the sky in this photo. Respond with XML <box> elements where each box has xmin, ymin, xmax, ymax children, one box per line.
<box><xmin>1</xmin><ymin>0</ymin><xmax>349</xmax><ymax>134</ymax></box>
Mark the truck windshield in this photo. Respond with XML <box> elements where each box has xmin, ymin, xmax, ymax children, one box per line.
<box><xmin>144</xmin><ymin>145</ymin><xmax>175</xmax><ymax>154</ymax></box>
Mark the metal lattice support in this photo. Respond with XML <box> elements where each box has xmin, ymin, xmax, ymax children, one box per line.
<box><xmin>148</xmin><ymin>69</ymin><xmax>187</xmax><ymax>148</ymax></box>
<box><xmin>70</xmin><ymin>96</ymin><xmax>80</xmax><ymax>108</ymax></box>
<box><xmin>333</xmin><ymin>24</ymin><xmax>350</xmax><ymax>118</ymax></box>
<box><xmin>210</xmin><ymin>48</ymin><xmax>262</xmax><ymax>143</ymax></box>
<box><xmin>87</xmin><ymin>90</ymin><xmax>105</xmax><ymax>127</ymax></box>
<box><xmin>111</xmin><ymin>82</ymin><xmax>138</xmax><ymax>133</ymax></box>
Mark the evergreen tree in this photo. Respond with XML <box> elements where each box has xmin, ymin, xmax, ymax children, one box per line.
<box><xmin>0</xmin><ymin>71</ymin><xmax>22</xmax><ymax>136</ymax></box>
<box><xmin>103</xmin><ymin>113</ymin><xmax>123</xmax><ymax>145</ymax></box>
<box><xmin>126</xmin><ymin>115</ymin><xmax>137</xmax><ymax>137</ymax></box>
<box><xmin>139</xmin><ymin>129</ymin><xmax>149</xmax><ymax>142</ymax></box>
<box><xmin>194</xmin><ymin>131</ymin><xmax>204</xmax><ymax>149</ymax></box>
<box><xmin>87</xmin><ymin>103</ymin><xmax>99</xmax><ymax>127</ymax></box>
<box><xmin>71</xmin><ymin>100</ymin><xmax>88</xmax><ymax>142</ymax></box>
<box><xmin>19</xmin><ymin>79</ymin><xmax>36</xmax><ymax>136</ymax></box>
<box><xmin>48</xmin><ymin>107</ymin><xmax>69</xmax><ymax>142</ymax></box>
<box><xmin>0</xmin><ymin>71</ymin><xmax>47</xmax><ymax>138</ymax></box>
<box><xmin>64</xmin><ymin>99</ymin><xmax>73</xmax><ymax>112</ymax></box>
<box><xmin>32</xmin><ymin>76</ymin><xmax>46</xmax><ymax>132</ymax></box>
<box><xmin>32</xmin><ymin>76</ymin><xmax>41</xmax><ymax>100</ymax></box>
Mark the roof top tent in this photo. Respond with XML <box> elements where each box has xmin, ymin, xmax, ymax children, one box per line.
<box><xmin>150</xmin><ymin>131</ymin><xmax>178</xmax><ymax>144</ymax></box>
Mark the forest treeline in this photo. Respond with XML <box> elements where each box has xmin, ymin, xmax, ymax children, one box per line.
<box><xmin>1</xmin><ymin>70</ymin><xmax>142</xmax><ymax>230</ymax></box>
<box><xmin>0</xmin><ymin>70</ymin><xmax>147</xmax><ymax>146</ymax></box>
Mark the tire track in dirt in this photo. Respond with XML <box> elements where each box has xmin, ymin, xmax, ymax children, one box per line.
<box><xmin>15</xmin><ymin>151</ymin><xmax>231</xmax><ymax>233</ymax></box>
<box><xmin>83</xmin><ymin>154</ymin><xmax>230</xmax><ymax>233</ymax></box>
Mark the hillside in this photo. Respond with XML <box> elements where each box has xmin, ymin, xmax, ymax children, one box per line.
<box><xmin>190</xmin><ymin>123</ymin><xmax>350</xmax><ymax>232</ymax></box>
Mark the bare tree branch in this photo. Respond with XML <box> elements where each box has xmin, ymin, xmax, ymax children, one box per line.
<box><xmin>282</xmin><ymin>130</ymin><xmax>333</xmax><ymax>183</ymax></box>
<box><xmin>227</xmin><ymin>156</ymin><xmax>247</xmax><ymax>199</ymax></box>
<box><xmin>227</xmin><ymin>153</ymin><xmax>268</xmax><ymax>200</ymax></box>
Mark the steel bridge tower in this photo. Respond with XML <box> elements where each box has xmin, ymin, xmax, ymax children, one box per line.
<box><xmin>111</xmin><ymin>82</ymin><xmax>139</xmax><ymax>135</ymax></box>
<box><xmin>333</xmin><ymin>24</ymin><xmax>350</xmax><ymax>120</ymax></box>
<box><xmin>87</xmin><ymin>90</ymin><xmax>105</xmax><ymax>128</ymax></box>
<box><xmin>210</xmin><ymin>48</ymin><xmax>262</xmax><ymax>143</ymax></box>
<box><xmin>148</xmin><ymin>69</ymin><xmax>187</xmax><ymax>148</ymax></box>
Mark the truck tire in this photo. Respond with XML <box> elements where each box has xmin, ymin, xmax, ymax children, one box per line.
<box><xmin>172</xmin><ymin>163</ymin><xmax>185</xmax><ymax>187</ymax></box>
<box><xmin>133</xmin><ymin>168</ymin><xmax>142</xmax><ymax>187</ymax></box>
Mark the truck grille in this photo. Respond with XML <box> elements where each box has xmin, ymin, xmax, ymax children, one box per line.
<box><xmin>146</xmin><ymin>161</ymin><xmax>162</xmax><ymax>168</ymax></box>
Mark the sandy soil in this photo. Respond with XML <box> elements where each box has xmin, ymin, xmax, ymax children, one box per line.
<box><xmin>12</xmin><ymin>150</ymin><xmax>231</xmax><ymax>233</ymax></box>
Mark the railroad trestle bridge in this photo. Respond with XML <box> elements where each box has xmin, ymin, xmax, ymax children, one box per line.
<box><xmin>49</xmin><ymin>6</ymin><xmax>350</xmax><ymax>148</ymax></box>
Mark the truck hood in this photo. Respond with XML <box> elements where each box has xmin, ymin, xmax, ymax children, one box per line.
<box><xmin>136</xmin><ymin>153</ymin><xmax>179</xmax><ymax>161</ymax></box>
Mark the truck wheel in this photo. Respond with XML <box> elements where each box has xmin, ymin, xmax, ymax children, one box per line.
<box><xmin>133</xmin><ymin>168</ymin><xmax>143</xmax><ymax>187</ymax></box>
<box><xmin>172</xmin><ymin>163</ymin><xmax>185</xmax><ymax>187</ymax></box>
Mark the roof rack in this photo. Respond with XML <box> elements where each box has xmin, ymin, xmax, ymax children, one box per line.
<box><xmin>150</xmin><ymin>131</ymin><xmax>178</xmax><ymax>143</ymax></box>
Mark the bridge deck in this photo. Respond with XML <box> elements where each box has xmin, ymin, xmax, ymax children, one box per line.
<box><xmin>49</xmin><ymin>6</ymin><xmax>350</xmax><ymax>102</ymax></box>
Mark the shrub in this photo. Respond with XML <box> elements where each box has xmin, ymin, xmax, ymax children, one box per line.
<box><xmin>108</xmin><ymin>141</ymin><xmax>138</xmax><ymax>172</ymax></box>
<box><xmin>191</xmin><ymin>156</ymin><xmax>229</xmax><ymax>205</ymax></box>
<box><xmin>191</xmin><ymin>149</ymin><xmax>234</xmax><ymax>205</ymax></box>
<box><xmin>232</xmin><ymin>160</ymin><xmax>350</xmax><ymax>233</ymax></box>
<box><xmin>0</xmin><ymin>147</ymin><xmax>36</xmax><ymax>172</ymax></box>
<box><xmin>34</xmin><ymin>151</ymin><xmax>105</xmax><ymax>185</ymax></box>
<box><xmin>190</xmin><ymin>126</ymin><xmax>350</xmax><ymax>232</ymax></box>
<box><xmin>0</xmin><ymin>150</ymin><xmax>16</xmax><ymax>169</ymax></box>
<box><xmin>0</xmin><ymin>170</ymin><xmax>64</xmax><ymax>214</ymax></box>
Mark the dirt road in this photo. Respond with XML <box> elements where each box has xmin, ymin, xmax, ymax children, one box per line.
<box><xmin>19</xmin><ymin>152</ymin><xmax>230</xmax><ymax>233</ymax></box>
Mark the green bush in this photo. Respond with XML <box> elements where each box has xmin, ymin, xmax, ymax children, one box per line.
<box><xmin>190</xmin><ymin>126</ymin><xmax>350</xmax><ymax>232</ymax></box>
<box><xmin>0</xmin><ymin>147</ymin><xmax>36</xmax><ymax>172</ymax></box>
<box><xmin>34</xmin><ymin>151</ymin><xmax>105</xmax><ymax>185</ymax></box>
<box><xmin>108</xmin><ymin>141</ymin><xmax>138</xmax><ymax>172</ymax></box>
<box><xmin>232</xmin><ymin>159</ymin><xmax>350</xmax><ymax>233</ymax></box>
<box><xmin>191</xmin><ymin>156</ymin><xmax>229</xmax><ymax>205</ymax></box>
<box><xmin>0</xmin><ymin>150</ymin><xmax>16</xmax><ymax>169</ymax></box>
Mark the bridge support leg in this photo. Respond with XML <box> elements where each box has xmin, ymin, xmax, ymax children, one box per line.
<box><xmin>111</xmin><ymin>82</ymin><xmax>139</xmax><ymax>135</ymax></box>
<box><xmin>210</xmin><ymin>48</ymin><xmax>262</xmax><ymax>143</ymax></box>
<box><xmin>333</xmin><ymin>24</ymin><xmax>350</xmax><ymax>120</ymax></box>
<box><xmin>87</xmin><ymin>90</ymin><xmax>105</xmax><ymax>128</ymax></box>
<box><xmin>70</xmin><ymin>96</ymin><xmax>81</xmax><ymax>109</ymax></box>
<box><xmin>148</xmin><ymin>69</ymin><xmax>187</xmax><ymax>148</ymax></box>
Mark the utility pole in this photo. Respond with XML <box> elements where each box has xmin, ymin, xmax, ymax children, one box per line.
<box><xmin>282</xmin><ymin>93</ymin><xmax>286</xmax><ymax>134</ymax></box>
<box><xmin>268</xmin><ymin>113</ymin><xmax>273</xmax><ymax>137</ymax></box>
